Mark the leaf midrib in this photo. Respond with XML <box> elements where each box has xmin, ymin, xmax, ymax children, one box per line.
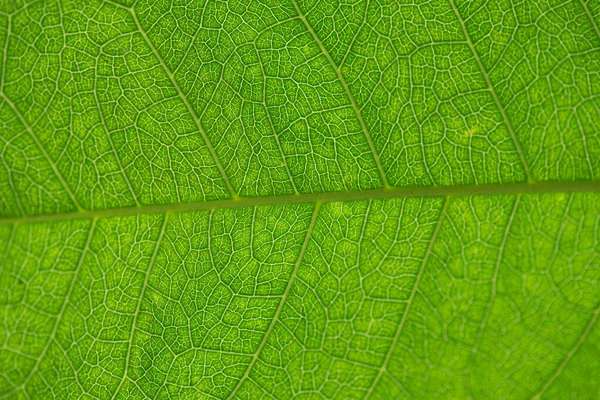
<box><xmin>1</xmin><ymin>180</ymin><xmax>598</xmax><ymax>225</ymax></box>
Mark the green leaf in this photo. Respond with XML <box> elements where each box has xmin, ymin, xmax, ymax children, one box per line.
<box><xmin>0</xmin><ymin>0</ymin><xmax>599</xmax><ymax>398</ymax></box>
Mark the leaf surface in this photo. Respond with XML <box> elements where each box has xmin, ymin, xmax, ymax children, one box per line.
<box><xmin>0</xmin><ymin>0</ymin><xmax>599</xmax><ymax>398</ymax></box>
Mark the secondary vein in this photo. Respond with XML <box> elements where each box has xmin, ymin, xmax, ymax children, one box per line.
<box><xmin>1</xmin><ymin>92</ymin><xmax>83</xmax><ymax>211</ymax></box>
<box><xmin>364</xmin><ymin>196</ymin><xmax>451</xmax><ymax>399</ymax></box>
<box><xmin>449</xmin><ymin>0</ymin><xmax>534</xmax><ymax>184</ymax></box>
<box><xmin>291</xmin><ymin>0</ymin><xmax>391</xmax><ymax>189</ymax></box>
<box><xmin>227</xmin><ymin>202</ymin><xmax>321</xmax><ymax>399</ymax></box>
<box><xmin>5</xmin><ymin>219</ymin><xmax>97</xmax><ymax>398</ymax></box>
<box><xmin>531</xmin><ymin>303</ymin><xmax>600</xmax><ymax>399</ymax></box>
<box><xmin>129</xmin><ymin>8</ymin><xmax>238</xmax><ymax>199</ymax></box>
<box><xmin>111</xmin><ymin>213</ymin><xmax>170</xmax><ymax>399</ymax></box>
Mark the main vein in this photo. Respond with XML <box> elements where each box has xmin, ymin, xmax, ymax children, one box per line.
<box><xmin>1</xmin><ymin>181</ymin><xmax>598</xmax><ymax>226</ymax></box>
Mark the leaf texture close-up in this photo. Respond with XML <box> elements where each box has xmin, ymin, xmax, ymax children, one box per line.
<box><xmin>0</xmin><ymin>0</ymin><xmax>599</xmax><ymax>398</ymax></box>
